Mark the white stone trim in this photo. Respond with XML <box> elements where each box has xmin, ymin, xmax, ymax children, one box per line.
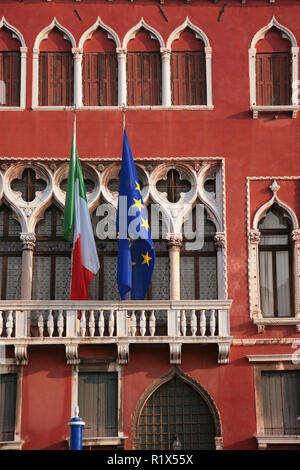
<box><xmin>123</xmin><ymin>18</ymin><xmax>165</xmax><ymax>50</ymax></box>
<box><xmin>0</xmin><ymin>17</ymin><xmax>27</xmax><ymax>110</ymax></box>
<box><xmin>247</xmin><ymin>354</ymin><xmax>298</xmax><ymax>362</ymax></box>
<box><xmin>32</xmin><ymin>18</ymin><xmax>77</xmax><ymax>109</ymax></box>
<box><xmin>121</xmin><ymin>19</ymin><xmax>165</xmax><ymax>107</ymax></box>
<box><xmin>71</xmin><ymin>358</ymin><xmax>125</xmax><ymax>442</ymax></box>
<box><xmin>256</xmin><ymin>435</ymin><xmax>300</xmax><ymax>450</ymax></box>
<box><xmin>166</xmin><ymin>17</ymin><xmax>213</xmax><ymax>108</ymax></box>
<box><xmin>249</xmin><ymin>16</ymin><xmax>299</xmax><ymax>114</ymax></box>
<box><xmin>247</xmin><ymin>177</ymin><xmax>300</xmax><ymax>329</ymax></box>
<box><xmin>78</xmin><ymin>17</ymin><xmax>121</xmax><ymax>109</ymax></box>
<box><xmin>0</xmin><ymin>363</ymin><xmax>24</xmax><ymax>448</ymax></box>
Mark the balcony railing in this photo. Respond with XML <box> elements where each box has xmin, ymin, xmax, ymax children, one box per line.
<box><xmin>0</xmin><ymin>299</ymin><xmax>232</xmax><ymax>365</ymax></box>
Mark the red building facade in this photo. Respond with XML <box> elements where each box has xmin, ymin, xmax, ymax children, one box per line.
<box><xmin>0</xmin><ymin>0</ymin><xmax>300</xmax><ymax>451</ymax></box>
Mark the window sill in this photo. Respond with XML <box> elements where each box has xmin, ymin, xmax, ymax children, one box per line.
<box><xmin>256</xmin><ymin>435</ymin><xmax>300</xmax><ymax>449</ymax></box>
<box><xmin>35</xmin><ymin>105</ymin><xmax>214</xmax><ymax>111</ymax></box>
<box><xmin>251</xmin><ymin>105</ymin><xmax>300</xmax><ymax>119</ymax></box>
<box><xmin>78</xmin><ymin>436</ymin><xmax>127</xmax><ymax>448</ymax></box>
<box><xmin>0</xmin><ymin>107</ymin><xmax>25</xmax><ymax>111</ymax></box>
<box><xmin>31</xmin><ymin>106</ymin><xmax>75</xmax><ymax>111</ymax></box>
<box><xmin>0</xmin><ymin>440</ymin><xmax>23</xmax><ymax>450</ymax></box>
<box><xmin>253</xmin><ymin>316</ymin><xmax>300</xmax><ymax>333</ymax></box>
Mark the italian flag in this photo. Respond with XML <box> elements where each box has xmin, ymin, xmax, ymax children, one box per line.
<box><xmin>63</xmin><ymin>118</ymin><xmax>100</xmax><ymax>300</ymax></box>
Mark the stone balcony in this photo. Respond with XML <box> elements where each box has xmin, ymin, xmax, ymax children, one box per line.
<box><xmin>0</xmin><ymin>299</ymin><xmax>232</xmax><ymax>366</ymax></box>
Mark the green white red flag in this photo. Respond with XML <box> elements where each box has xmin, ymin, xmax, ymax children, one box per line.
<box><xmin>63</xmin><ymin>118</ymin><xmax>100</xmax><ymax>300</ymax></box>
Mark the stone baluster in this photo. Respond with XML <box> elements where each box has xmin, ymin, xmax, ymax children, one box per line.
<box><xmin>149</xmin><ymin>311</ymin><xmax>156</xmax><ymax>337</ymax></box>
<box><xmin>130</xmin><ymin>311</ymin><xmax>136</xmax><ymax>336</ymax></box>
<box><xmin>108</xmin><ymin>310</ymin><xmax>114</xmax><ymax>336</ymax></box>
<box><xmin>80</xmin><ymin>311</ymin><xmax>86</xmax><ymax>337</ymax></box>
<box><xmin>47</xmin><ymin>310</ymin><xmax>54</xmax><ymax>337</ymax></box>
<box><xmin>200</xmin><ymin>310</ymin><xmax>206</xmax><ymax>337</ymax></box>
<box><xmin>98</xmin><ymin>311</ymin><xmax>104</xmax><ymax>336</ymax></box>
<box><xmin>210</xmin><ymin>310</ymin><xmax>216</xmax><ymax>337</ymax></box>
<box><xmin>57</xmin><ymin>310</ymin><xmax>64</xmax><ymax>337</ymax></box>
<box><xmin>190</xmin><ymin>310</ymin><xmax>197</xmax><ymax>336</ymax></box>
<box><xmin>140</xmin><ymin>311</ymin><xmax>146</xmax><ymax>337</ymax></box>
<box><xmin>38</xmin><ymin>312</ymin><xmax>44</xmax><ymax>337</ymax></box>
<box><xmin>6</xmin><ymin>311</ymin><xmax>13</xmax><ymax>338</ymax></box>
<box><xmin>181</xmin><ymin>310</ymin><xmax>186</xmax><ymax>336</ymax></box>
<box><xmin>89</xmin><ymin>310</ymin><xmax>95</xmax><ymax>337</ymax></box>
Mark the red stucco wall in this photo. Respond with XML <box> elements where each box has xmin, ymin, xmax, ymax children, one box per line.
<box><xmin>1</xmin><ymin>0</ymin><xmax>300</xmax><ymax>450</ymax></box>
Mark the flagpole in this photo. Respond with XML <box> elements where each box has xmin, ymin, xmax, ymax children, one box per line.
<box><xmin>122</xmin><ymin>105</ymin><xmax>126</xmax><ymax>130</ymax></box>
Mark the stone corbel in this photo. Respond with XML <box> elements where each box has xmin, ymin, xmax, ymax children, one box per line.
<box><xmin>118</xmin><ymin>343</ymin><xmax>129</xmax><ymax>365</ymax></box>
<box><xmin>14</xmin><ymin>345</ymin><xmax>28</xmax><ymax>365</ymax></box>
<box><xmin>218</xmin><ymin>343</ymin><xmax>230</xmax><ymax>364</ymax></box>
<box><xmin>65</xmin><ymin>344</ymin><xmax>80</xmax><ymax>365</ymax></box>
<box><xmin>169</xmin><ymin>343</ymin><xmax>181</xmax><ymax>364</ymax></box>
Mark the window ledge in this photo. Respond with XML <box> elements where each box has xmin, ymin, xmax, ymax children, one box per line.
<box><xmin>256</xmin><ymin>435</ymin><xmax>300</xmax><ymax>449</ymax></box>
<box><xmin>251</xmin><ymin>105</ymin><xmax>300</xmax><ymax>119</ymax></box>
<box><xmin>0</xmin><ymin>107</ymin><xmax>25</xmax><ymax>111</ymax></box>
<box><xmin>31</xmin><ymin>106</ymin><xmax>75</xmax><ymax>111</ymax></box>
<box><xmin>76</xmin><ymin>105</ymin><xmax>214</xmax><ymax>111</ymax></box>
<box><xmin>0</xmin><ymin>440</ymin><xmax>23</xmax><ymax>450</ymax></box>
<box><xmin>80</xmin><ymin>436</ymin><xmax>128</xmax><ymax>448</ymax></box>
<box><xmin>253</xmin><ymin>316</ymin><xmax>300</xmax><ymax>333</ymax></box>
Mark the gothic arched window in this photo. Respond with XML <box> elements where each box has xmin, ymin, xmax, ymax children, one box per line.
<box><xmin>258</xmin><ymin>205</ymin><xmax>293</xmax><ymax>317</ymax></box>
<box><xmin>137</xmin><ymin>376</ymin><xmax>216</xmax><ymax>450</ymax></box>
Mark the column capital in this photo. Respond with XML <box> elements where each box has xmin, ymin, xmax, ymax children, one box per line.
<box><xmin>160</xmin><ymin>48</ymin><xmax>171</xmax><ymax>59</ymax></box>
<box><xmin>249</xmin><ymin>229</ymin><xmax>260</xmax><ymax>244</ymax></box>
<box><xmin>214</xmin><ymin>232</ymin><xmax>226</xmax><ymax>250</ymax></box>
<box><xmin>72</xmin><ymin>48</ymin><xmax>83</xmax><ymax>61</ymax></box>
<box><xmin>116</xmin><ymin>48</ymin><xmax>127</xmax><ymax>57</ymax></box>
<box><xmin>292</xmin><ymin>229</ymin><xmax>300</xmax><ymax>242</ymax></box>
<box><xmin>20</xmin><ymin>232</ymin><xmax>36</xmax><ymax>251</ymax></box>
<box><xmin>166</xmin><ymin>233</ymin><xmax>183</xmax><ymax>250</ymax></box>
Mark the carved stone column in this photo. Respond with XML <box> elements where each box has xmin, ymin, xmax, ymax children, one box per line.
<box><xmin>214</xmin><ymin>232</ymin><xmax>226</xmax><ymax>299</ymax></box>
<box><xmin>292</xmin><ymin>229</ymin><xmax>300</xmax><ymax>325</ymax></box>
<box><xmin>249</xmin><ymin>229</ymin><xmax>262</xmax><ymax>320</ymax></box>
<box><xmin>72</xmin><ymin>48</ymin><xmax>83</xmax><ymax>108</ymax></box>
<box><xmin>167</xmin><ymin>234</ymin><xmax>182</xmax><ymax>301</ymax></box>
<box><xmin>161</xmin><ymin>48</ymin><xmax>171</xmax><ymax>107</ymax></box>
<box><xmin>116</xmin><ymin>48</ymin><xmax>127</xmax><ymax>106</ymax></box>
<box><xmin>20</xmin><ymin>232</ymin><xmax>36</xmax><ymax>300</ymax></box>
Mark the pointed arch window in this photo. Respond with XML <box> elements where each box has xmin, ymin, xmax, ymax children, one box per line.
<box><xmin>126</xmin><ymin>28</ymin><xmax>162</xmax><ymax>106</ymax></box>
<box><xmin>258</xmin><ymin>205</ymin><xmax>293</xmax><ymax>318</ymax></box>
<box><xmin>249</xmin><ymin>18</ymin><xmax>299</xmax><ymax>118</ymax></box>
<box><xmin>82</xmin><ymin>28</ymin><xmax>118</xmax><ymax>107</ymax></box>
<box><xmin>0</xmin><ymin>19</ymin><xmax>26</xmax><ymax>109</ymax></box>
<box><xmin>32</xmin><ymin>203</ymin><xmax>71</xmax><ymax>300</ymax></box>
<box><xmin>0</xmin><ymin>203</ymin><xmax>22</xmax><ymax>300</ymax></box>
<box><xmin>171</xmin><ymin>28</ymin><xmax>206</xmax><ymax>106</ymax></box>
<box><xmin>38</xmin><ymin>27</ymin><xmax>73</xmax><ymax>107</ymax></box>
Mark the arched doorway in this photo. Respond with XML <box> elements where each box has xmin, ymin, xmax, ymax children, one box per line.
<box><xmin>133</xmin><ymin>368</ymin><xmax>222</xmax><ymax>450</ymax></box>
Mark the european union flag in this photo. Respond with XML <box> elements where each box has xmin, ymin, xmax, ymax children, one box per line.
<box><xmin>117</xmin><ymin>129</ymin><xmax>155</xmax><ymax>300</ymax></box>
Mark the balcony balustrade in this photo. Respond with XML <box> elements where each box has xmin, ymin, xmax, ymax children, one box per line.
<box><xmin>0</xmin><ymin>299</ymin><xmax>232</xmax><ymax>365</ymax></box>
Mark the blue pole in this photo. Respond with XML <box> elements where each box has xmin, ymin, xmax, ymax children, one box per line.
<box><xmin>68</xmin><ymin>406</ymin><xmax>85</xmax><ymax>450</ymax></box>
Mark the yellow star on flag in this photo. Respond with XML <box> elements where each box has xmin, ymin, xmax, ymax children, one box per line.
<box><xmin>127</xmin><ymin>237</ymin><xmax>132</xmax><ymax>247</ymax></box>
<box><xmin>135</xmin><ymin>181</ymin><xmax>141</xmax><ymax>192</ymax></box>
<box><xmin>132</xmin><ymin>198</ymin><xmax>143</xmax><ymax>212</ymax></box>
<box><xmin>131</xmin><ymin>261</ymin><xmax>136</xmax><ymax>267</ymax></box>
<box><xmin>141</xmin><ymin>218</ymin><xmax>150</xmax><ymax>231</ymax></box>
<box><xmin>141</xmin><ymin>251</ymin><xmax>152</xmax><ymax>266</ymax></box>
